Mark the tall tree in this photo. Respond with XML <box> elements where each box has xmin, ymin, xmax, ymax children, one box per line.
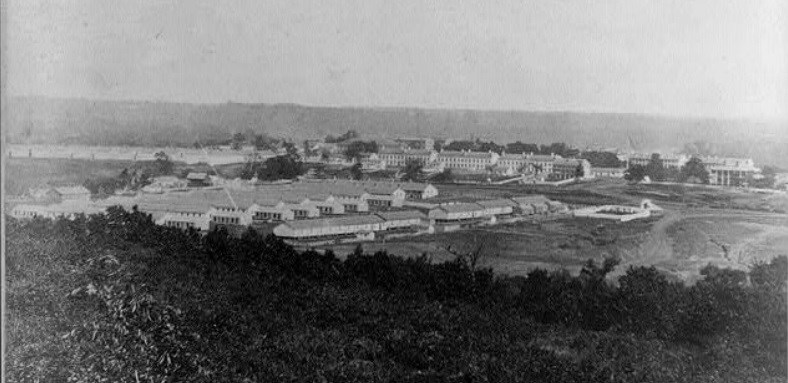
<box><xmin>154</xmin><ymin>151</ymin><xmax>174</xmax><ymax>175</ymax></box>
<box><xmin>231</xmin><ymin>132</ymin><xmax>246</xmax><ymax>150</ymax></box>
<box><xmin>645</xmin><ymin>153</ymin><xmax>666</xmax><ymax>181</ymax></box>
<box><xmin>679</xmin><ymin>156</ymin><xmax>709</xmax><ymax>184</ymax></box>
<box><xmin>624</xmin><ymin>165</ymin><xmax>647</xmax><ymax>182</ymax></box>
<box><xmin>402</xmin><ymin>158</ymin><xmax>424</xmax><ymax>181</ymax></box>
<box><xmin>350</xmin><ymin>163</ymin><xmax>363</xmax><ymax>180</ymax></box>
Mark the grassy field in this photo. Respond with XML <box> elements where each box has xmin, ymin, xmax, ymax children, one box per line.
<box><xmin>4</xmin><ymin>158</ymin><xmax>141</xmax><ymax>195</ymax></box>
<box><xmin>324</xmin><ymin>216</ymin><xmax>659</xmax><ymax>276</ymax></box>
<box><xmin>324</xmin><ymin>180</ymin><xmax>788</xmax><ymax>282</ymax></box>
<box><xmin>3</xmin><ymin>157</ymin><xmax>245</xmax><ymax>196</ymax></box>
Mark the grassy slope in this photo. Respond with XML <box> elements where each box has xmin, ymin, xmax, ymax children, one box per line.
<box><xmin>4</xmin><ymin>158</ymin><xmax>243</xmax><ymax>196</ymax></box>
<box><xmin>6</xmin><ymin>212</ymin><xmax>786</xmax><ymax>382</ymax></box>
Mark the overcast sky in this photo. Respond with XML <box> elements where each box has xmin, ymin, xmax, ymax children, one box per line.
<box><xmin>4</xmin><ymin>0</ymin><xmax>787</xmax><ymax>120</ymax></box>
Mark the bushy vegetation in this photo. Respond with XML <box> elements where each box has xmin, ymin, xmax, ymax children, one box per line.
<box><xmin>6</xmin><ymin>209</ymin><xmax>787</xmax><ymax>382</ymax></box>
<box><xmin>582</xmin><ymin>151</ymin><xmax>625</xmax><ymax>168</ymax></box>
<box><xmin>344</xmin><ymin>140</ymin><xmax>379</xmax><ymax>161</ymax></box>
<box><xmin>240</xmin><ymin>154</ymin><xmax>304</xmax><ymax>181</ymax></box>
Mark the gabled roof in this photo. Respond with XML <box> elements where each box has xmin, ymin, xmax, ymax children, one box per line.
<box><xmin>362</xmin><ymin>183</ymin><xmax>403</xmax><ymax>195</ymax></box>
<box><xmin>397</xmin><ymin>182</ymin><xmax>434</xmax><ymax>192</ymax></box>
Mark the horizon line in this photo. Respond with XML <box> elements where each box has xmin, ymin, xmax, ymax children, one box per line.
<box><xmin>9</xmin><ymin>94</ymin><xmax>787</xmax><ymax>124</ymax></box>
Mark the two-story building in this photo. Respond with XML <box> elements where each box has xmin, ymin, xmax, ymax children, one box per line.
<box><xmin>700</xmin><ymin>157</ymin><xmax>760</xmax><ymax>186</ymax></box>
<box><xmin>437</xmin><ymin>150</ymin><xmax>500</xmax><ymax>172</ymax></box>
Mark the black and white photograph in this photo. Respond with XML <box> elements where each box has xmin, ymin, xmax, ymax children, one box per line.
<box><xmin>2</xmin><ymin>1</ymin><xmax>787</xmax><ymax>381</ymax></box>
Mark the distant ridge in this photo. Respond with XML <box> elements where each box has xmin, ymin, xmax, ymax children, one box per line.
<box><xmin>4</xmin><ymin>96</ymin><xmax>787</xmax><ymax>166</ymax></box>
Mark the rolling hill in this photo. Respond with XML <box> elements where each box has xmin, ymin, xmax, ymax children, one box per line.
<box><xmin>4</xmin><ymin>96</ymin><xmax>786</xmax><ymax>166</ymax></box>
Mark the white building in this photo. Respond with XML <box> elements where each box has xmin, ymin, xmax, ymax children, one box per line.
<box><xmin>700</xmin><ymin>157</ymin><xmax>760</xmax><ymax>186</ymax></box>
<box><xmin>376</xmin><ymin>210</ymin><xmax>427</xmax><ymax>231</ymax></box>
<box><xmin>496</xmin><ymin>153</ymin><xmax>560</xmax><ymax>178</ymax></box>
<box><xmin>273</xmin><ymin>215</ymin><xmax>385</xmax><ymax>240</ymax></box>
<box><xmin>475</xmin><ymin>199</ymin><xmax>517</xmax><ymax>217</ymax></box>
<box><xmin>378</xmin><ymin>149</ymin><xmax>437</xmax><ymax>168</ymax></box>
<box><xmin>591</xmin><ymin>167</ymin><xmax>627</xmax><ymax>178</ymax></box>
<box><xmin>428</xmin><ymin>202</ymin><xmax>487</xmax><ymax>223</ymax></box>
<box><xmin>626</xmin><ymin>153</ymin><xmax>688</xmax><ymax>170</ymax></box>
<box><xmin>437</xmin><ymin>150</ymin><xmax>500</xmax><ymax>172</ymax></box>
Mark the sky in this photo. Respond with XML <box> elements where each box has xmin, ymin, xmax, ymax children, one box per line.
<box><xmin>4</xmin><ymin>0</ymin><xmax>787</xmax><ymax>120</ymax></box>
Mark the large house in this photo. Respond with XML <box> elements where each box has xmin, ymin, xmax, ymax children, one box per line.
<box><xmin>551</xmin><ymin>158</ymin><xmax>592</xmax><ymax>180</ymax></box>
<box><xmin>700</xmin><ymin>157</ymin><xmax>759</xmax><ymax>186</ymax></box>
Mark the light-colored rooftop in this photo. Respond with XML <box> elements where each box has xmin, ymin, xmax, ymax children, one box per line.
<box><xmin>476</xmin><ymin>198</ymin><xmax>518</xmax><ymax>208</ymax></box>
<box><xmin>186</xmin><ymin>172</ymin><xmax>209</xmax><ymax>180</ymax></box>
<box><xmin>437</xmin><ymin>202</ymin><xmax>485</xmax><ymax>213</ymax></box>
<box><xmin>376</xmin><ymin>210</ymin><xmax>426</xmax><ymax>221</ymax></box>
<box><xmin>281</xmin><ymin>214</ymin><xmax>385</xmax><ymax>230</ymax></box>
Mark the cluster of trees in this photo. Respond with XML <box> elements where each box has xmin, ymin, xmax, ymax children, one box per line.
<box><xmin>6</xmin><ymin>209</ymin><xmax>786</xmax><ymax>381</ymax></box>
<box><xmin>153</xmin><ymin>151</ymin><xmax>175</xmax><ymax>174</ymax></box>
<box><xmin>83</xmin><ymin>152</ymin><xmax>177</xmax><ymax>196</ymax></box>
<box><xmin>343</xmin><ymin>140</ymin><xmax>379</xmax><ymax>161</ymax></box>
<box><xmin>83</xmin><ymin>168</ymin><xmax>152</xmax><ymax>196</ymax></box>
<box><xmin>581</xmin><ymin>151</ymin><xmax>625</xmax><ymax>168</ymax></box>
<box><xmin>191</xmin><ymin>132</ymin><xmax>287</xmax><ymax>152</ymax></box>
<box><xmin>750</xmin><ymin>166</ymin><xmax>779</xmax><ymax>189</ymax></box>
<box><xmin>625</xmin><ymin>154</ymin><xmax>710</xmax><ymax>184</ymax></box>
<box><xmin>504</xmin><ymin>141</ymin><xmax>580</xmax><ymax>157</ymax></box>
<box><xmin>431</xmin><ymin>168</ymin><xmax>454</xmax><ymax>183</ymax></box>
<box><xmin>401</xmin><ymin>158</ymin><xmax>424</xmax><ymax>181</ymax></box>
<box><xmin>239</xmin><ymin>154</ymin><xmax>304</xmax><ymax>181</ymax></box>
<box><xmin>440</xmin><ymin>139</ymin><xmax>505</xmax><ymax>153</ymax></box>
<box><xmin>325</xmin><ymin>130</ymin><xmax>359</xmax><ymax>143</ymax></box>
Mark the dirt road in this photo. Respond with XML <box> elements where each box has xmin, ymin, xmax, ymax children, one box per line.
<box><xmin>612</xmin><ymin>207</ymin><xmax>788</xmax><ymax>281</ymax></box>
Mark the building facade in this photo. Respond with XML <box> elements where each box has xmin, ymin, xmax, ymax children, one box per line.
<box><xmin>437</xmin><ymin>150</ymin><xmax>500</xmax><ymax>172</ymax></box>
<box><xmin>701</xmin><ymin>157</ymin><xmax>759</xmax><ymax>186</ymax></box>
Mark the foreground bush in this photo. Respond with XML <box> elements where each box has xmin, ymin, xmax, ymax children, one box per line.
<box><xmin>5</xmin><ymin>209</ymin><xmax>787</xmax><ymax>382</ymax></box>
